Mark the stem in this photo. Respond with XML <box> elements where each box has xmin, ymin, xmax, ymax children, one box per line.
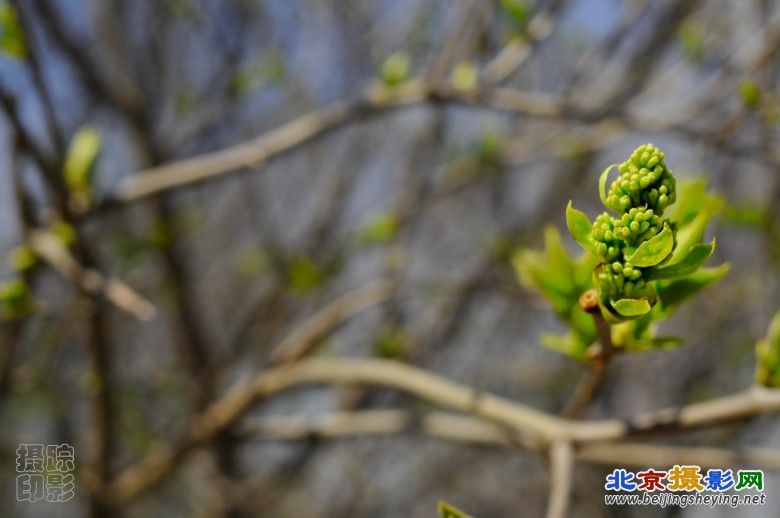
<box><xmin>546</xmin><ymin>440</ymin><xmax>575</xmax><ymax>518</ymax></box>
<box><xmin>562</xmin><ymin>290</ymin><xmax>614</xmax><ymax>418</ymax></box>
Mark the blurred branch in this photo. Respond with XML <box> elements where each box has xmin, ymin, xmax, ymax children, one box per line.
<box><xmin>579</xmin><ymin>442</ymin><xmax>780</xmax><ymax>470</ymax></box>
<box><xmin>109</xmin><ymin>84</ymin><xmax>564</xmax><ymax>204</ymax></box>
<box><xmin>239</xmin><ymin>409</ymin><xmax>518</xmax><ymax>445</ymax></box>
<box><xmin>266</xmin><ymin>281</ymin><xmax>398</xmax><ymax>367</ymax></box>
<box><xmin>105</xmin><ymin>357</ymin><xmax>780</xmax><ymax>503</ymax></box>
<box><xmin>562</xmin><ymin>290</ymin><xmax>615</xmax><ymax>418</ymax></box>
<box><xmin>482</xmin><ymin>0</ymin><xmax>570</xmax><ymax>85</ymax></box>
<box><xmin>27</xmin><ymin>230</ymin><xmax>156</xmax><ymax>321</ymax></box>
<box><xmin>547</xmin><ymin>440</ymin><xmax>574</xmax><ymax>518</ymax></box>
<box><xmin>424</xmin><ymin>1</ymin><xmax>483</xmax><ymax>86</ymax></box>
<box><xmin>237</xmin><ymin>410</ymin><xmax>780</xmax><ymax>471</ymax></box>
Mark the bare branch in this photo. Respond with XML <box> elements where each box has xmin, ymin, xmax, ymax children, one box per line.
<box><xmin>28</xmin><ymin>231</ymin><xmax>156</xmax><ymax>321</ymax></box>
<box><xmin>108</xmin><ymin>84</ymin><xmax>564</xmax><ymax>204</ymax></box>
<box><xmin>546</xmin><ymin>440</ymin><xmax>574</xmax><ymax>518</ymax></box>
<box><xmin>105</xmin><ymin>357</ymin><xmax>780</xmax><ymax>503</ymax></box>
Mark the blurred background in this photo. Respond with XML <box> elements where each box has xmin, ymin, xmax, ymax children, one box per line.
<box><xmin>1</xmin><ymin>0</ymin><xmax>780</xmax><ymax>516</ymax></box>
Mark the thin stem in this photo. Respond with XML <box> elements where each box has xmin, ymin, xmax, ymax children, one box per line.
<box><xmin>562</xmin><ymin>290</ymin><xmax>614</xmax><ymax>418</ymax></box>
<box><xmin>546</xmin><ymin>440</ymin><xmax>575</xmax><ymax>518</ymax></box>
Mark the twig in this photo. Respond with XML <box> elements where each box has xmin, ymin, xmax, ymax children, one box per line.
<box><xmin>579</xmin><ymin>442</ymin><xmax>780</xmax><ymax>470</ymax></box>
<box><xmin>266</xmin><ymin>281</ymin><xmax>398</xmax><ymax>366</ymax></box>
<box><xmin>482</xmin><ymin>0</ymin><xmax>570</xmax><ymax>85</ymax></box>
<box><xmin>27</xmin><ymin>231</ymin><xmax>156</xmax><ymax>321</ymax></box>
<box><xmin>546</xmin><ymin>440</ymin><xmax>574</xmax><ymax>518</ymax></box>
<box><xmin>107</xmin><ymin>84</ymin><xmax>565</xmax><ymax>204</ymax></box>
<box><xmin>562</xmin><ymin>289</ymin><xmax>614</xmax><ymax>418</ymax></box>
<box><xmin>236</xmin><ymin>410</ymin><xmax>780</xmax><ymax>471</ymax></box>
<box><xmin>103</xmin><ymin>357</ymin><xmax>780</xmax><ymax>503</ymax></box>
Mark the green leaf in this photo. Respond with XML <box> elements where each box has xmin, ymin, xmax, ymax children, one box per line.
<box><xmin>541</xmin><ymin>331</ymin><xmax>590</xmax><ymax>362</ymax></box>
<box><xmin>740</xmin><ymin>78</ymin><xmax>761</xmax><ymax>109</ymax></box>
<box><xmin>644</xmin><ymin>241</ymin><xmax>715</xmax><ymax>281</ymax></box>
<box><xmin>628</xmin><ymin>223</ymin><xmax>674</xmax><ymax>267</ymax></box>
<box><xmin>7</xmin><ymin>245</ymin><xmax>37</xmax><ymax>272</ymax></box>
<box><xmin>667</xmin><ymin>179</ymin><xmax>723</xmax><ymax>227</ymax></box>
<box><xmin>438</xmin><ymin>501</ymin><xmax>473</xmax><ymax>518</ymax></box>
<box><xmin>654</xmin><ymin>264</ymin><xmax>730</xmax><ymax>316</ymax></box>
<box><xmin>670</xmin><ymin>212</ymin><xmax>709</xmax><ymax>263</ymax></box>
<box><xmin>373</xmin><ymin>327</ymin><xmax>411</xmax><ymax>359</ymax></box>
<box><xmin>49</xmin><ymin>221</ymin><xmax>76</xmax><ymax>247</ymax></box>
<box><xmin>381</xmin><ymin>52</ymin><xmax>411</xmax><ymax>86</ymax></box>
<box><xmin>450</xmin><ymin>61</ymin><xmax>478</xmax><ymax>91</ymax></box>
<box><xmin>361</xmin><ymin>213</ymin><xmax>399</xmax><ymax>244</ymax></box>
<box><xmin>0</xmin><ymin>278</ymin><xmax>31</xmax><ymax>320</ymax></box>
<box><xmin>723</xmin><ymin>202</ymin><xmax>767</xmax><ymax>226</ymax></box>
<box><xmin>0</xmin><ymin>3</ymin><xmax>27</xmax><ymax>59</ymax></box>
<box><xmin>756</xmin><ymin>310</ymin><xmax>780</xmax><ymax>387</ymax></box>
<box><xmin>630</xmin><ymin>336</ymin><xmax>684</xmax><ymax>351</ymax></box>
<box><xmin>500</xmin><ymin>0</ymin><xmax>530</xmax><ymax>29</ymax></box>
<box><xmin>64</xmin><ymin>125</ymin><xmax>102</xmax><ymax>191</ymax></box>
<box><xmin>599</xmin><ymin>164</ymin><xmax>618</xmax><ymax>208</ymax></box>
<box><xmin>678</xmin><ymin>20</ymin><xmax>705</xmax><ymax>61</ymax></box>
<box><xmin>512</xmin><ymin>249</ymin><xmax>571</xmax><ymax>316</ymax></box>
<box><xmin>566</xmin><ymin>202</ymin><xmax>594</xmax><ymax>252</ymax></box>
<box><xmin>611</xmin><ymin>298</ymin><xmax>652</xmax><ymax>318</ymax></box>
<box><xmin>286</xmin><ymin>257</ymin><xmax>325</xmax><ymax>293</ymax></box>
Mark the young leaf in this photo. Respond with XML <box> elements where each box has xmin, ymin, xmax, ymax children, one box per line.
<box><xmin>599</xmin><ymin>164</ymin><xmax>618</xmax><ymax>208</ymax></box>
<box><xmin>500</xmin><ymin>0</ymin><xmax>530</xmax><ymax>29</ymax></box>
<box><xmin>450</xmin><ymin>61</ymin><xmax>478</xmax><ymax>91</ymax></box>
<box><xmin>644</xmin><ymin>241</ymin><xmax>715</xmax><ymax>281</ymax></box>
<box><xmin>361</xmin><ymin>213</ymin><xmax>399</xmax><ymax>244</ymax></box>
<box><xmin>7</xmin><ymin>245</ymin><xmax>37</xmax><ymax>272</ymax></box>
<box><xmin>566</xmin><ymin>202</ymin><xmax>594</xmax><ymax>252</ymax></box>
<box><xmin>541</xmin><ymin>331</ymin><xmax>591</xmax><ymax>362</ymax></box>
<box><xmin>756</xmin><ymin>310</ymin><xmax>780</xmax><ymax>387</ymax></box>
<box><xmin>611</xmin><ymin>297</ymin><xmax>652</xmax><ymax>318</ymax></box>
<box><xmin>654</xmin><ymin>264</ymin><xmax>730</xmax><ymax>316</ymax></box>
<box><xmin>670</xmin><ymin>212</ymin><xmax>709</xmax><ymax>263</ymax></box>
<box><xmin>628</xmin><ymin>223</ymin><xmax>674</xmax><ymax>267</ymax></box>
<box><xmin>630</xmin><ymin>336</ymin><xmax>684</xmax><ymax>351</ymax></box>
<box><xmin>381</xmin><ymin>52</ymin><xmax>411</xmax><ymax>86</ymax></box>
<box><xmin>0</xmin><ymin>278</ymin><xmax>31</xmax><ymax>319</ymax></box>
<box><xmin>512</xmin><ymin>249</ymin><xmax>571</xmax><ymax>316</ymax></box>
<box><xmin>667</xmin><ymin>179</ymin><xmax>722</xmax><ymax>227</ymax></box>
<box><xmin>438</xmin><ymin>501</ymin><xmax>473</xmax><ymax>518</ymax></box>
<box><xmin>0</xmin><ymin>3</ymin><xmax>27</xmax><ymax>59</ymax></box>
<box><xmin>64</xmin><ymin>125</ymin><xmax>102</xmax><ymax>197</ymax></box>
<box><xmin>739</xmin><ymin>78</ymin><xmax>761</xmax><ymax>109</ymax></box>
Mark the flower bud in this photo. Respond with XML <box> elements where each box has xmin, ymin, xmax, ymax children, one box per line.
<box><xmin>606</xmin><ymin>143</ymin><xmax>677</xmax><ymax>215</ymax></box>
<box><xmin>613</xmin><ymin>205</ymin><xmax>662</xmax><ymax>246</ymax></box>
<box><xmin>596</xmin><ymin>258</ymin><xmax>645</xmax><ymax>300</ymax></box>
<box><xmin>592</xmin><ymin>213</ymin><xmax>623</xmax><ymax>262</ymax></box>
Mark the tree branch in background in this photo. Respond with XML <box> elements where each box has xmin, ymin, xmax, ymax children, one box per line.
<box><xmin>105</xmin><ymin>357</ymin><xmax>780</xmax><ymax>504</ymax></box>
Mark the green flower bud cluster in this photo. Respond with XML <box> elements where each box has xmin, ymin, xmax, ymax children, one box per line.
<box><xmin>587</xmin><ymin>144</ymin><xmax>681</xmax><ymax>303</ymax></box>
<box><xmin>605</xmin><ymin>144</ymin><xmax>677</xmax><ymax>216</ymax></box>
<box><xmin>613</xmin><ymin>206</ymin><xmax>663</xmax><ymax>247</ymax></box>
<box><xmin>592</xmin><ymin>213</ymin><xmax>623</xmax><ymax>262</ymax></box>
<box><xmin>597</xmin><ymin>259</ymin><xmax>645</xmax><ymax>301</ymax></box>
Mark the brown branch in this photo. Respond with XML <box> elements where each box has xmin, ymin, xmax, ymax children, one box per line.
<box><xmin>547</xmin><ymin>440</ymin><xmax>575</xmax><ymax>518</ymax></box>
<box><xmin>266</xmin><ymin>281</ymin><xmax>398</xmax><ymax>367</ymax></box>
<box><xmin>103</xmin><ymin>357</ymin><xmax>780</xmax><ymax>503</ymax></box>
<box><xmin>106</xmin><ymin>84</ymin><xmax>565</xmax><ymax>204</ymax></box>
<box><xmin>236</xmin><ymin>410</ymin><xmax>780</xmax><ymax>471</ymax></box>
<box><xmin>482</xmin><ymin>0</ymin><xmax>570</xmax><ymax>85</ymax></box>
<box><xmin>27</xmin><ymin>231</ymin><xmax>156</xmax><ymax>321</ymax></box>
<box><xmin>562</xmin><ymin>290</ymin><xmax>614</xmax><ymax>418</ymax></box>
